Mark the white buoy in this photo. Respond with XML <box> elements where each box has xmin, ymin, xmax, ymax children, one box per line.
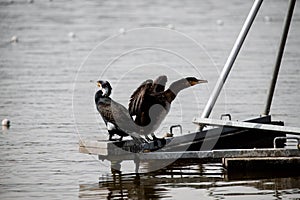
<box><xmin>264</xmin><ymin>16</ymin><xmax>272</xmax><ymax>23</ymax></box>
<box><xmin>68</xmin><ymin>32</ymin><xmax>76</xmax><ymax>38</ymax></box>
<box><xmin>119</xmin><ymin>28</ymin><xmax>126</xmax><ymax>34</ymax></box>
<box><xmin>10</xmin><ymin>35</ymin><xmax>18</xmax><ymax>43</ymax></box>
<box><xmin>166</xmin><ymin>24</ymin><xmax>175</xmax><ymax>30</ymax></box>
<box><xmin>216</xmin><ymin>19</ymin><xmax>224</xmax><ymax>26</ymax></box>
<box><xmin>2</xmin><ymin>119</ymin><xmax>10</xmax><ymax>127</ymax></box>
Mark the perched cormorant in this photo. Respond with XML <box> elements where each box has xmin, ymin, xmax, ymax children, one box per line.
<box><xmin>95</xmin><ymin>80</ymin><xmax>144</xmax><ymax>142</ymax></box>
<box><xmin>129</xmin><ymin>76</ymin><xmax>207</xmax><ymax>139</ymax></box>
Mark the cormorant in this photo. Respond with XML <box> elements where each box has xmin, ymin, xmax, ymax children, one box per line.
<box><xmin>129</xmin><ymin>76</ymin><xmax>207</xmax><ymax>140</ymax></box>
<box><xmin>95</xmin><ymin>80</ymin><xmax>144</xmax><ymax>143</ymax></box>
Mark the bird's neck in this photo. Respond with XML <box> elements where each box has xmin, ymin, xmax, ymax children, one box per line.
<box><xmin>165</xmin><ymin>79</ymin><xmax>189</xmax><ymax>103</ymax></box>
<box><xmin>102</xmin><ymin>87</ymin><xmax>111</xmax><ymax>97</ymax></box>
<box><xmin>95</xmin><ymin>90</ymin><xmax>111</xmax><ymax>104</ymax></box>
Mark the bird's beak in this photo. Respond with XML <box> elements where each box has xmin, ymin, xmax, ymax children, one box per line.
<box><xmin>197</xmin><ymin>79</ymin><xmax>208</xmax><ymax>84</ymax></box>
<box><xmin>191</xmin><ymin>79</ymin><xmax>208</xmax><ymax>86</ymax></box>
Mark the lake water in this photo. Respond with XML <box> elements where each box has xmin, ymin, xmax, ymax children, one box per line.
<box><xmin>0</xmin><ymin>0</ymin><xmax>300</xmax><ymax>199</ymax></box>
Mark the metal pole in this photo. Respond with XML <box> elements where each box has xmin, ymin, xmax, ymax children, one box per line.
<box><xmin>263</xmin><ymin>0</ymin><xmax>296</xmax><ymax>116</ymax></box>
<box><xmin>200</xmin><ymin>0</ymin><xmax>263</xmax><ymax>121</ymax></box>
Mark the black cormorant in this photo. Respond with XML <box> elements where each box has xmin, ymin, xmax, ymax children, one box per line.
<box><xmin>95</xmin><ymin>80</ymin><xmax>144</xmax><ymax>143</ymax></box>
<box><xmin>129</xmin><ymin>76</ymin><xmax>207</xmax><ymax>140</ymax></box>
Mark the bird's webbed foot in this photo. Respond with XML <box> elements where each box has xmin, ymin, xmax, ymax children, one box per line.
<box><xmin>151</xmin><ymin>133</ymin><xmax>158</xmax><ymax>141</ymax></box>
<box><xmin>145</xmin><ymin>133</ymin><xmax>158</xmax><ymax>141</ymax></box>
<box><xmin>145</xmin><ymin>135</ymin><xmax>153</xmax><ymax>141</ymax></box>
<box><xmin>151</xmin><ymin>133</ymin><xmax>166</xmax><ymax>148</ymax></box>
<box><xmin>130</xmin><ymin>136</ymin><xmax>149</xmax><ymax>152</ymax></box>
<box><xmin>132</xmin><ymin>136</ymin><xmax>148</xmax><ymax>144</ymax></box>
<box><xmin>144</xmin><ymin>133</ymin><xmax>166</xmax><ymax>150</ymax></box>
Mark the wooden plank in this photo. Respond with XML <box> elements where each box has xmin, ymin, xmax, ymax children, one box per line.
<box><xmin>193</xmin><ymin>117</ymin><xmax>300</xmax><ymax>135</ymax></box>
<box><xmin>79</xmin><ymin>140</ymin><xmax>131</xmax><ymax>155</ymax></box>
<box><xmin>79</xmin><ymin>140</ymin><xmax>109</xmax><ymax>149</ymax></box>
<box><xmin>79</xmin><ymin>140</ymin><xmax>300</xmax><ymax>160</ymax></box>
<box><xmin>79</xmin><ymin>146</ymin><xmax>107</xmax><ymax>155</ymax></box>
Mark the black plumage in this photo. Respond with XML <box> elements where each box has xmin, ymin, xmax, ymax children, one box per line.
<box><xmin>95</xmin><ymin>80</ymin><xmax>142</xmax><ymax>142</ymax></box>
<box><xmin>94</xmin><ymin>76</ymin><xmax>207</xmax><ymax>144</ymax></box>
<box><xmin>129</xmin><ymin>76</ymin><xmax>207</xmax><ymax>138</ymax></box>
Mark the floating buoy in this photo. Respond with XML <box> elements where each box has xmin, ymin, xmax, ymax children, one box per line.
<box><xmin>166</xmin><ymin>24</ymin><xmax>175</xmax><ymax>30</ymax></box>
<box><xmin>2</xmin><ymin>119</ymin><xmax>10</xmax><ymax>127</ymax></box>
<box><xmin>10</xmin><ymin>35</ymin><xmax>18</xmax><ymax>43</ymax></box>
<box><xmin>68</xmin><ymin>32</ymin><xmax>76</xmax><ymax>38</ymax></box>
<box><xmin>119</xmin><ymin>28</ymin><xmax>126</xmax><ymax>35</ymax></box>
<box><xmin>216</xmin><ymin>19</ymin><xmax>224</xmax><ymax>26</ymax></box>
<box><xmin>264</xmin><ymin>16</ymin><xmax>272</xmax><ymax>23</ymax></box>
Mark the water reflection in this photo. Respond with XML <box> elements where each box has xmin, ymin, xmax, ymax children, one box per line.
<box><xmin>80</xmin><ymin>160</ymin><xmax>223</xmax><ymax>199</ymax></box>
<box><xmin>79</xmin><ymin>160</ymin><xmax>300</xmax><ymax>199</ymax></box>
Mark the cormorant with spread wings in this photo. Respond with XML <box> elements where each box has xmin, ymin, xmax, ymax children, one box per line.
<box><xmin>129</xmin><ymin>75</ymin><xmax>207</xmax><ymax>140</ymax></box>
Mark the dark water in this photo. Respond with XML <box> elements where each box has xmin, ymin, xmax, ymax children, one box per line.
<box><xmin>0</xmin><ymin>0</ymin><xmax>300</xmax><ymax>199</ymax></box>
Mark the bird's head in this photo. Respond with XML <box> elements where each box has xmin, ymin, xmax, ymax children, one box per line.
<box><xmin>97</xmin><ymin>80</ymin><xmax>112</xmax><ymax>97</ymax></box>
<box><xmin>185</xmin><ymin>77</ymin><xmax>208</xmax><ymax>86</ymax></box>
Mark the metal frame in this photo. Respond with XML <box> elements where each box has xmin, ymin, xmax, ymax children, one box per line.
<box><xmin>263</xmin><ymin>0</ymin><xmax>296</xmax><ymax>115</ymax></box>
<box><xmin>193</xmin><ymin>117</ymin><xmax>300</xmax><ymax>135</ymax></box>
<box><xmin>199</xmin><ymin>0</ymin><xmax>297</xmax><ymax>131</ymax></box>
<box><xmin>200</xmin><ymin>0</ymin><xmax>263</xmax><ymax>121</ymax></box>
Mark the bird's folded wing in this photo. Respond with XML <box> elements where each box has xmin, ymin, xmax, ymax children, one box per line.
<box><xmin>111</xmin><ymin>99</ymin><xmax>139</xmax><ymax>134</ymax></box>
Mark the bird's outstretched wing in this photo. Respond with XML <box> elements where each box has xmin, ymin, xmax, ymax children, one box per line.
<box><xmin>129</xmin><ymin>75</ymin><xmax>168</xmax><ymax>116</ymax></box>
<box><xmin>152</xmin><ymin>75</ymin><xmax>167</xmax><ymax>93</ymax></box>
<box><xmin>128</xmin><ymin>79</ymin><xmax>153</xmax><ymax>116</ymax></box>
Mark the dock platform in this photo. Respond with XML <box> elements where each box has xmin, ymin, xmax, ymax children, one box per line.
<box><xmin>80</xmin><ymin>139</ymin><xmax>300</xmax><ymax>172</ymax></box>
<box><xmin>80</xmin><ymin>140</ymin><xmax>300</xmax><ymax>160</ymax></box>
<box><xmin>79</xmin><ymin>114</ymin><xmax>300</xmax><ymax>173</ymax></box>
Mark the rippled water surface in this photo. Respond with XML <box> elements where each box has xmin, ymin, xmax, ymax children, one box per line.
<box><xmin>1</xmin><ymin>0</ymin><xmax>300</xmax><ymax>199</ymax></box>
